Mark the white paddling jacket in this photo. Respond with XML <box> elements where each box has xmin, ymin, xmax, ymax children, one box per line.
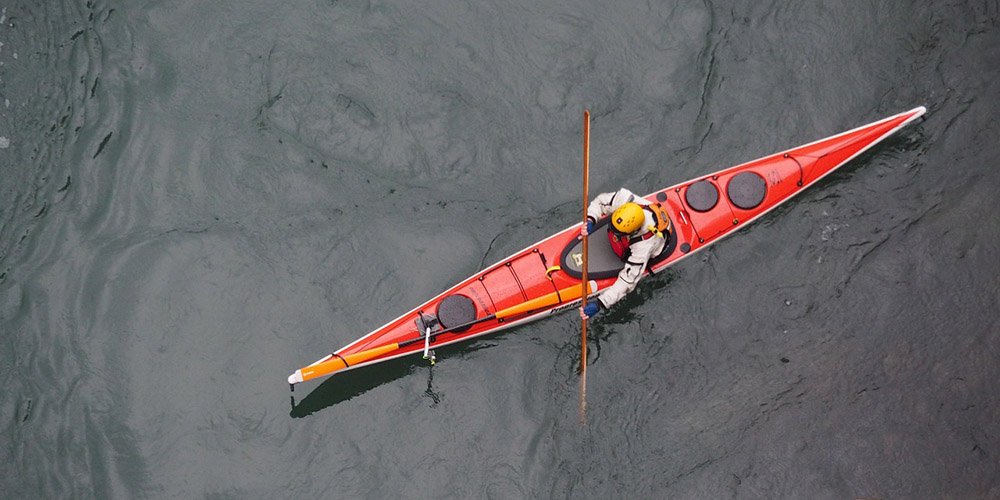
<box><xmin>586</xmin><ymin>187</ymin><xmax>667</xmax><ymax>309</ymax></box>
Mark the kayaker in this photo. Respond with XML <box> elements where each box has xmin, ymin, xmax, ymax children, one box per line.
<box><xmin>579</xmin><ymin>188</ymin><xmax>672</xmax><ymax>319</ymax></box>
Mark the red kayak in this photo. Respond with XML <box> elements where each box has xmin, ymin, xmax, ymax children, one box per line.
<box><xmin>288</xmin><ymin>106</ymin><xmax>926</xmax><ymax>386</ymax></box>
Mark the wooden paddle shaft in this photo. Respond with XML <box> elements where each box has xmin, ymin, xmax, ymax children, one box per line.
<box><xmin>581</xmin><ymin>110</ymin><xmax>590</xmax><ymax>376</ymax></box>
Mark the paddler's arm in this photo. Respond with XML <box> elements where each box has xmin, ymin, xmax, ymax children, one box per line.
<box><xmin>587</xmin><ymin>188</ymin><xmax>641</xmax><ymax>222</ymax></box>
<box><xmin>595</xmin><ymin>234</ymin><xmax>660</xmax><ymax>309</ymax></box>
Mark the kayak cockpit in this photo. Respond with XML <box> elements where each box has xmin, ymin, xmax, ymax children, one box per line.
<box><xmin>559</xmin><ymin>215</ymin><xmax>678</xmax><ymax>280</ymax></box>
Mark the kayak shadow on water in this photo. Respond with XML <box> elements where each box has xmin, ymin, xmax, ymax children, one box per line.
<box><xmin>289</xmin><ymin>358</ymin><xmax>417</xmax><ymax>418</ymax></box>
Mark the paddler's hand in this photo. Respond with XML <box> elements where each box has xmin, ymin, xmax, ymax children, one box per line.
<box><xmin>580</xmin><ymin>301</ymin><xmax>602</xmax><ymax>319</ymax></box>
<box><xmin>579</xmin><ymin>217</ymin><xmax>595</xmax><ymax>239</ymax></box>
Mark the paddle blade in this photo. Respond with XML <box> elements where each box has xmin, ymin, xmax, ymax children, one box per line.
<box><xmin>494</xmin><ymin>282</ymin><xmax>594</xmax><ymax>320</ymax></box>
<box><xmin>291</xmin><ymin>343</ymin><xmax>400</xmax><ymax>384</ymax></box>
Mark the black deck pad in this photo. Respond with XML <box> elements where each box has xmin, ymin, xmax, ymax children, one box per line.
<box><xmin>559</xmin><ymin>216</ymin><xmax>677</xmax><ymax>280</ymax></box>
<box><xmin>415</xmin><ymin>313</ymin><xmax>440</xmax><ymax>333</ymax></box>
<box><xmin>436</xmin><ymin>295</ymin><xmax>476</xmax><ymax>331</ymax></box>
<box><xmin>727</xmin><ymin>171</ymin><xmax>767</xmax><ymax>210</ymax></box>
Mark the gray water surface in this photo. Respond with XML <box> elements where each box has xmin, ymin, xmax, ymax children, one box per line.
<box><xmin>1</xmin><ymin>1</ymin><xmax>998</xmax><ymax>498</ymax></box>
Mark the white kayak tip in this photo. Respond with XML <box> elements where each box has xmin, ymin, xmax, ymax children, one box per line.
<box><xmin>288</xmin><ymin>370</ymin><xmax>303</xmax><ymax>385</ymax></box>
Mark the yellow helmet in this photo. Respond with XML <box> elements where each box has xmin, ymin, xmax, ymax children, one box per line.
<box><xmin>611</xmin><ymin>202</ymin><xmax>645</xmax><ymax>234</ymax></box>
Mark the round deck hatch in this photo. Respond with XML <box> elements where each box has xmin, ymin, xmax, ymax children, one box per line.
<box><xmin>685</xmin><ymin>180</ymin><xmax>719</xmax><ymax>212</ymax></box>
<box><xmin>437</xmin><ymin>295</ymin><xmax>477</xmax><ymax>331</ymax></box>
<box><xmin>727</xmin><ymin>172</ymin><xmax>767</xmax><ymax>210</ymax></box>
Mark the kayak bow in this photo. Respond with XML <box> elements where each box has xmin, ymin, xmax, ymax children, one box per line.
<box><xmin>288</xmin><ymin>106</ymin><xmax>926</xmax><ymax>387</ymax></box>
